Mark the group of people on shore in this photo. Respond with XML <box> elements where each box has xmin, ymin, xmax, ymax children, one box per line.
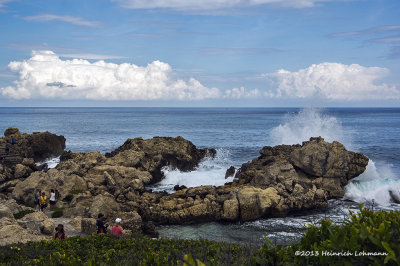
<box><xmin>53</xmin><ymin>213</ymin><xmax>126</xmax><ymax>241</ymax></box>
<box><xmin>97</xmin><ymin>213</ymin><xmax>126</xmax><ymax>237</ymax></box>
<box><xmin>33</xmin><ymin>188</ymin><xmax>59</xmax><ymax>212</ymax></box>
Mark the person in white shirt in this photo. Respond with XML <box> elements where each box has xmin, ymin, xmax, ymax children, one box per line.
<box><xmin>49</xmin><ymin>189</ymin><xmax>56</xmax><ymax>210</ymax></box>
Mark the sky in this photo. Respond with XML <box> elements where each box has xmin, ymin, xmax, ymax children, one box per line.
<box><xmin>0</xmin><ymin>0</ymin><xmax>399</xmax><ymax>107</ymax></box>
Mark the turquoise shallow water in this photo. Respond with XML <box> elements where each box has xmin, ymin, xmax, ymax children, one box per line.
<box><xmin>1</xmin><ymin>107</ymin><xmax>399</xmax><ymax>244</ymax></box>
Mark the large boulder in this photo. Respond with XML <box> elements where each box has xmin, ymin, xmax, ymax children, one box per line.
<box><xmin>222</xmin><ymin>194</ymin><xmax>239</xmax><ymax>221</ymax></box>
<box><xmin>12</xmin><ymin>168</ymin><xmax>88</xmax><ymax>206</ymax></box>
<box><xmin>236</xmin><ymin>186</ymin><xmax>280</xmax><ymax>221</ymax></box>
<box><xmin>289</xmin><ymin>137</ymin><xmax>368</xmax><ymax>180</ymax></box>
<box><xmin>88</xmin><ymin>194</ymin><xmax>120</xmax><ymax>219</ymax></box>
<box><xmin>18</xmin><ymin>211</ymin><xmax>54</xmax><ymax>235</ymax></box>
<box><xmin>0</xmin><ymin>204</ymin><xmax>13</xmax><ymax>219</ymax></box>
<box><xmin>235</xmin><ymin>137</ymin><xmax>368</xmax><ymax>198</ymax></box>
<box><xmin>0</xmin><ymin>224</ymin><xmax>48</xmax><ymax>246</ymax></box>
<box><xmin>2</xmin><ymin>128</ymin><xmax>66</xmax><ymax>162</ymax></box>
<box><xmin>0</xmin><ymin>199</ymin><xmax>33</xmax><ymax>214</ymax></box>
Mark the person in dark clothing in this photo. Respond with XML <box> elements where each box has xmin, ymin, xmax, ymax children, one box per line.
<box><xmin>54</xmin><ymin>224</ymin><xmax>66</xmax><ymax>240</ymax></box>
<box><xmin>55</xmin><ymin>189</ymin><xmax>61</xmax><ymax>200</ymax></box>
<box><xmin>11</xmin><ymin>136</ymin><xmax>15</xmax><ymax>145</ymax></box>
<box><xmin>5</xmin><ymin>143</ymin><xmax>10</xmax><ymax>154</ymax></box>
<box><xmin>96</xmin><ymin>213</ymin><xmax>108</xmax><ymax>234</ymax></box>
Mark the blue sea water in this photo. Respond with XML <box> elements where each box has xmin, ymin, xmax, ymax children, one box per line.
<box><xmin>0</xmin><ymin>107</ymin><xmax>399</xmax><ymax>244</ymax></box>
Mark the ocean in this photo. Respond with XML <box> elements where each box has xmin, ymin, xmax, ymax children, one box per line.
<box><xmin>1</xmin><ymin>107</ymin><xmax>399</xmax><ymax>245</ymax></box>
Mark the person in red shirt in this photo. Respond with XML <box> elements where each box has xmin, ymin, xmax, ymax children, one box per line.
<box><xmin>112</xmin><ymin>218</ymin><xmax>125</xmax><ymax>237</ymax></box>
<box><xmin>54</xmin><ymin>224</ymin><xmax>66</xmax><ymax>240</ymax></box>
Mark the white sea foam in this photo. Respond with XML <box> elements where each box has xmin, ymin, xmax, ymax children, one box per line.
<box><xmin>35</xmin><ymin>156</ymin><xmax>60</xmax><ymax>169</ymax></box>
<box><xmin>344</xmin><ymin>160</ymin><xmax>400</xmax><ymax>206</ymax></box>
<box><xmin>150</xmin><ymin>149</ymin><xmax>234</xmax><ymax>193</ymax></box>
<box><xmin>269</xmin><ymin>107</ymin><xmax>350</xmax><ymax>147</ymax></box>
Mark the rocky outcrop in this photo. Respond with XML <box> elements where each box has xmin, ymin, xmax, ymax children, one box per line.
<box><xmin>0</xmin><ymin>128</ymin><xmax>66</xmax><ymax>186</ymax></box>
<box><xmin>0</xmin><ymin>201</ymin><xmax>54</xmax><ymax>246</ymax></box>
<box><xmin>235</xmin><ymin>137</ymin><xmax>368</xmax><ymax>199</ymax></box>
<box><xmin>17</xmin><ymin>211</ymin><xmax>55</xmax><ymax>235</ymax></box>
<box><xmin>104</xmin><ymin>136</ymin><xmax>216</xmax><ymax>184</ymax></box>
<box><xmin>1</xmin><ymin>127</ymin><xmax>66</xmax><ymax>162</ymax></box>
<box><xmin>143</xmin><ymin>137</ymin><xmax>368</xmax><ymax>223</ymax></box>
<box><xmin>1</xmin><ymin>132</ymin><xmax>370</xmax><ymax>243</ymax></box>
<box><xmin>0</xmin><ymin>204</ymin><xmax>13</xmax><ymax>219</ymax></box>
<box><xmin>0</xmin><ymin>222</ymin><xmax>48</xmax><ymax>246</ymax></box>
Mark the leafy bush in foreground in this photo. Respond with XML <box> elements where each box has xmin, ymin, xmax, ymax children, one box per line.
<box><xmin>285</xmin><ymin>205</ymin><xmax>400</xmax><ymax>265</ymax></box>
<box><xmin>1</xmin><ymin>205</ymin><xmax>399</xmax><ymax>265</ymax></box>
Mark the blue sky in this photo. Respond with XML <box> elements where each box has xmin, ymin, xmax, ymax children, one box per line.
<box><xmin>0</xmin><ymin>0</ymin><xmax>399</xmax><ymax>107</ymax></box>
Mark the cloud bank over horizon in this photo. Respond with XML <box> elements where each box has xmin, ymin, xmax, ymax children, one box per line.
<box><xmin>1</xmin><ymin>52</ymin><xmax>398</xmax><ymax>103</ymax></box>
<box><xmin>0</xmin><ymin>51</ymin><xmax>220</xmax><ymax>101</ymax></box>
<box><xmin>265</xmin><ymin>62</ymin><xmax>400</xmax><ymax>100</ymax></box>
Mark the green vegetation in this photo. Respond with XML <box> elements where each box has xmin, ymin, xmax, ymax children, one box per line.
<box><xmin>69</xmin><ymin>189</ymin><xmax>85</xmax><ymax>195</ymax></box>
<box><xmin>1</xmin><ymin>205</ymin><xmax>399</xmax><ymax>265</ymax></box>
<box><xmin>285</xmin><ymin>205</ymin><xmax>400</xmax><ymax>265</ymax></box>
<box><xmin>13</xmin><ymin>209</ymin><xmax>35</xmax><ymax>220</ymax></box>
<box><xmin>51</xmin><ymin>207</ymin><xmax>64</xmax><ymax>218</ymax></box>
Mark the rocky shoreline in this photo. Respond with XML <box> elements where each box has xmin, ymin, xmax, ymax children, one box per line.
<box><xmin>0</xmin><ymin>128</ymin><xmax>369</xmax><ymax>245</ymax></box>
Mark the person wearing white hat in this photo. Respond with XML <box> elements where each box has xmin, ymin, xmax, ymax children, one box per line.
<box><xmin>112</xmin><ymin>218</ymin><xmax>125</xmax><ymax>237</ymax></box>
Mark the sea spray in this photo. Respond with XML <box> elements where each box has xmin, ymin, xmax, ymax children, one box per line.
<box><xmin>269</xmin><ymin>107</ymin><xmax>350</xmax><ymax>147</ymax></box>
<box><xmin>35</xmin><ymin>156</ymin><xmax>60</xmax><ymax>169</ymax></box>
<box><xmin>149</xmin><ymin>148</ymin><xmax>234</xmax><ymax>193</ymax></box>
<box><xmin>344</xmin><ymin>160</ymin><xmax>400</xmax><ymax>206</ymax></box>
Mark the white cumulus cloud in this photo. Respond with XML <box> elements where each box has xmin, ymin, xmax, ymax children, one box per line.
<box><xmin>0</xmin><ymin>51</ymin><xmax>220</xmax><ymax>101</ymax></box>
<box><xmin>112</xmin><ymin>0</ymin><xmax>336</xmax><ymax>10</ymax></box>
<box><xmin>224</xmin><ymin>86</ymin><xmax>261</xmax><ymax>99</ymax></box>
<box><xmin>265</xmin><ymin>62</ymin><xmax>400</xmax><ymax>100</ymax></box>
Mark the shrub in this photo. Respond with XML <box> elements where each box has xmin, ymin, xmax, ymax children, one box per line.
<box><xmin>51</xmin><ymin>208</ymin><xmax>64</xmax><ymax>218</ymax></box>
<box><xmin>282</xmin><ymin>205</ymin><xmax>400</xmax><ymax>265</ymax></box>
<box><xmin>13</xmin><ymin>209</ymin><xmax>35</xmax><ymax>220</ymax></box>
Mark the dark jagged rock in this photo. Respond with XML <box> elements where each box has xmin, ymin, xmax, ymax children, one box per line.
<box><xmin>1</xmin><ymin>128</ymin><xmax>66</xmax><ymax>162</ymax></box>
<box><xmin>389</xmin><ymin>190</ymin><xmax>400</xmax><ymax>204</ymax></box>
<box><xmin>225</xmin><ymin>166</ymin><xmax>235</xmax><ymax>179</ymax></box>
<box><xmin>141</xmin><ymin>221</ymin><xmax>159</xmax><ymax>238</ymax></box>
<box><xmin>174</xmin><ymin>185</ymin><xmax>187</xmax><ymax>191</ymax></box>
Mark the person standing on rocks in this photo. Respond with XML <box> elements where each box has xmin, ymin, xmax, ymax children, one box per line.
<box><xmin>55</xmin><ymin>189</ymin><xmax>61</xmax><ymax>200</ymax></box>
<box><xmin>40</xmin><ymin>192</ymin><xmax>48</xmax><ymax>212</ymax></box>
<box><xmin>49</xmin><ymin>189</ymin><xmax>56</xmax><ymax>210</ymax></box>
<box><xmin>5</xmin><ymin>142</ymin><xmax>10</xmax><ymax>154</ymax></box>
<box><xmin>112</xmin><ymin>218</ymin><xmax>125</xmax><ymax>237</ymax></box>
<box><xmin>11</xmin><ymin>136</ymin><xmax>15</xmax><ymax>145</ymax></box>
<box><xmin>34</xmin><ymin>189</ymin><xmax>41</xmax><ymax>211</ymax></box>
<box><xmin>54</xmin><ymin>224</ymin><xmax>66</xmax><ymax>240</ymax></box>
<box><xmin>96</xmin><ymin>213</ymin><xmax>108</xmax><ymax>234</ymax></box>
